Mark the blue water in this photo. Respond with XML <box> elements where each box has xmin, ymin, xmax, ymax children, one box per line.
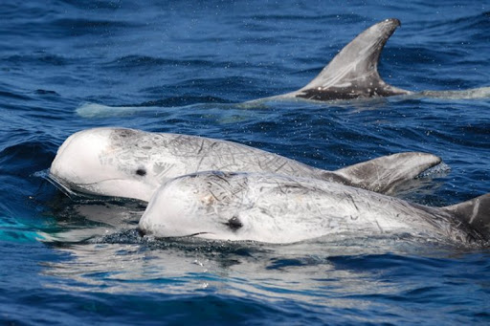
<box><xmin>1</xmin><ymin>1</ymin><xmax>490</xmax><ymax>324</ymax></box>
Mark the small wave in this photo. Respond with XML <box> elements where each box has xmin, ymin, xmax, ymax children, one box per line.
<box><xmin>103</xmin><ymin>55</ymin><xmax>220</xmax><ymax>70</ymax></box>
<box><xmin>421</xmin><ymin>11</ymin><xmax>490</xmax><ymax>41</ymax></box>
<box><xmin>4</xmin><ymin>53</ymin><xmax>72</xmax><ymax>67</ymax></box>
<box><xmin>417</xmin><ymin>162</ymin><xmax>451</xmax><ymax>178</ymax></box>
<box><xmin>51</xmin><ymin>18</ymin><xmax>141</xmax><ymax>37</ymax></box>
<box><xmin>35</xmin><ymin>169</ymin><xmax>81</xmax><ymax>200</ymax></box>
<box><xmin>0</xmin><ymin>139</ymin><xmax>57</xmax><ymax>176</ymax></box>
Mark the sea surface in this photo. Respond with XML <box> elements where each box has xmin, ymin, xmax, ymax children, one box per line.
<box><xmin>1</xmin><ymin>1</ymin><xmax>490</xmax><ymax>325</ymax></box>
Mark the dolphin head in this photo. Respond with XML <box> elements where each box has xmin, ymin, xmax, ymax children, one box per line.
<box><xmin>49</xmin><ymin>128</ymin><xmax>160</xmax><ymax>201</ymax></box>
<box><xmin>138</xmin><ymin>172</ymin><xmax>250</xmax><ymax>240</ymax></box>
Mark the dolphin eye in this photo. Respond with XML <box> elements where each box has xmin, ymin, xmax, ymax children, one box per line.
<box><xmin>224</xmin><ymin>216</ymin><xmax>243</xmax><ymax>231</ymax></box>
<box><xmin>135</xmin><ymin>168</ymin><xmax>147</xmax><ymax>176</ymax></box>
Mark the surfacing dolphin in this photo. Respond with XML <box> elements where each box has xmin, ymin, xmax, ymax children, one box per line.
<box><xmin>75</xmin><ymin>18</ymin><xmax>490</xmax><ymax>118</ymax></box>
<box><xmin>49</xmin><ymin>127</ymin><xmax>442</xmax><ymax>202</ymax></box>
<box><xmin>273</xmin><ymin>18</ymin><xmax>410</xmax><ymax>102</ymax></box>
<box><xmin>138</xmin><ymin>171</ymin><xmax>490</xmax><ymax>245</ymax></box>
<box><xmin>263</xmin><ymin>18</ymin><xmax>490</xmax><ymax>102</ymax></box>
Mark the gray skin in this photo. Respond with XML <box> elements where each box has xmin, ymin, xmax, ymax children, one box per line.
<box><xmin>138</xmin><ymin>171</ymin><xmax>490</xmax><ymax>245</ymax></box>
<box><xmin>76</xmin><ymin>18</ymin><xmax>490</xmax><ymax>120</ymax></box>
<box><xmin>282</xmin><ymin>18</ymin><xmax>410</xmax><ymax>101</ymax></box>
<box><xmin>49</xmin><ymin>127</ymin><xmax>442</xmax><ymax>202</ymax></box>
<box><xmin>262</xmin><ymin>18</ymin><xmax>489</xmax><ymax>102</ymax></box>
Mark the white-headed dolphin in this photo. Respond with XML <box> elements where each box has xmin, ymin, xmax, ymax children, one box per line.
<box><xmin>49</xmin><ymin>127</ymin><xmax>442</xmax><ymax>201</ymax></box>
<box><xmin>138</xmin><ymin>171</ymin><xmax>490</xmax><ymax>245</ymax></box>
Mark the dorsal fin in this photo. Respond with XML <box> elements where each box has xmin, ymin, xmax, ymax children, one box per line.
<box><xmin>443</xmin><ymin>194</ymin><xmax>490</xmax><ymax>241</ymax></box>
<box><xmin>332</xmin><ymin>152</ymin><xmax>442</xmax><ymax>195</ymax></box>
<box><xmin>294</xmin><ymin>18</ymin><xmax>411</xmax><ymax>101</ymax></box>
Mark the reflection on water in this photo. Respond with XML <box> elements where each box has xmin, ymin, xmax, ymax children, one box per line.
<box><xmin>21</xmin><ymin>192</ymin><xmax>488</xmax><ymax>323</ymax></box>
<box><xmin>41</xmin><ymin>219</ymin><xmax>485</xmax><ymax>308</ymax></box>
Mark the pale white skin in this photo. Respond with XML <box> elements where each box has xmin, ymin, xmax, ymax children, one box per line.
<box><xmin>49</xmin><ymin>128</ymin><xmax>441</xmax><ymax>202</ymax></box>
<box><xmin>49</xmin><ymin>127</ymin><xmax>334</xmax><ymax>201</ymax></box>
<box><xmin>49</xmin><ymin>128</ymin><xmax>161</xmax><ymax>201</ymax></box>
<box><xmin>138</xmin><ymin>172</ymin><xmax>481</xmax><ymax>244</ymax></box>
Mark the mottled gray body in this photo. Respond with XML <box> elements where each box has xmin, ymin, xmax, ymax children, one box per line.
<box><xmin>138</xmin><ymin>172</ymin><xmax>490</xmax><ymax>245</ymax></box>
<box><xmin>269</xmin><ymin>18</ymin><xmax>411</xmax><ymax>102</ymax></box>
<box><xmin>75</xmin><ymin>18</ymin><xmax>490</xmax><ymax>121</ymax></box>
<box><xmin>265</xmin><ymin>18</ymin><xmax>490</xmax><ymax>103</ymax></box>
<box><xmin>49</xmin><ymin>128</ymin><xmax>441</xmax><ymax>201</ymax></box>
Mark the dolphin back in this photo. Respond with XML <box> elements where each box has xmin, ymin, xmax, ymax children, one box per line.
<box><xmin>290</xmin><ymin>18</ymin><xmax>411</xmax><ymax>101</ymax></box>
<box><xmin>443</xmin><ymin>194</ymin><xmax>490</xmax><ymax>241</ymax></box>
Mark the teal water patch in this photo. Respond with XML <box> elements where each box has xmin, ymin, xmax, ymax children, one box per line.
<box><xmin>0</xmin><ymin>215</ymin><xmax>54</xmax><ymax>243</ymax></box>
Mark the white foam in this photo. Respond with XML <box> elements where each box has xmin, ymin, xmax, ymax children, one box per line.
<box><xmin>417</xmin><ymin>162</ymin><xmax>451</xmax><ymax>178</ymax></box>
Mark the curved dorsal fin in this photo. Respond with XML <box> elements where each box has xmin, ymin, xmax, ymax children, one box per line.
<box><xmin>294</xmin><ymin>18</ymin><xmax>411</xmax><ymax>101</ymax></box>
<box><xmin>443</xmin><ymin>194</ymin><xmax>490</xmax><ymax>241</ymax></box>
<box><xmin>332</xmin><ymin>152</ymin><xmax>442</xmax><ymax>195</ymax></box>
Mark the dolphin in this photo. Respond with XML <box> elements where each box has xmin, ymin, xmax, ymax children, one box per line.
<box><xmin>75</xmin><ymin>18</ymin><xmax>490</xmax><ymax>119</ymax></box>
<box><xmin>273</xmin><ymin>18</ymin><xmax>410</xmax><ymax>102</ymax></box>
<box><xmin>49</xmin><ymin>127</ymin><xmax>442</xmax><ymax>202</ymax></box>
<box><xmin>137</xmin><ymin>171</ymin><xmax>490</xmax><ymax>245</ymax></box>
<box><xmin>262</xmin><ymin>18</ymin><xmax>490</xmax><ymax>102</ymax></box>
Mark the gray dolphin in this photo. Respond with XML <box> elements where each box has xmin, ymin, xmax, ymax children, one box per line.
<box><xmin>138</xmin><ymin>171</ymin><xmax>490</xmax><ymax>245</ymax></box>
<box><xmin>262</xmin><ymin>18</ymin><xmax>490</xmax><ymax>102</ymax></box>
<box><xmin>49</xmin><ymin>127</ymin><xmax>442</xmax><ymax>202</ymax></box>
<box><xmin>75</xmin><ymin>18</ymin><xmax>490</xmax><ymax>118</ymax></box>
<box><xmin>277</xmin><ymin>18</ymin><xmax>409</xmax><ymax>101</ymax></box>
<box><xmin>76</xmin><ymin>18</ymin><xmax>490</xmax><ymax>117</ymax></box>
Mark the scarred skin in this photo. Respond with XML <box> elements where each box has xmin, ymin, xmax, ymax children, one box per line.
<box><xmin>138</xmin><ymin>171</ymin><xmax>490</xmax><ymax>245</ymax></box>
<box><xmin>49</xmin><ymin>127</ymin><xmax>441</xmax><ymax>202</ymax></box>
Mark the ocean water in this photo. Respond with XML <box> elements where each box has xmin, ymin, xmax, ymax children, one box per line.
<box><xmin>1</xmin><ymin>0</ymin><xmax>490</xmax><ymax>325</ymax></box>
